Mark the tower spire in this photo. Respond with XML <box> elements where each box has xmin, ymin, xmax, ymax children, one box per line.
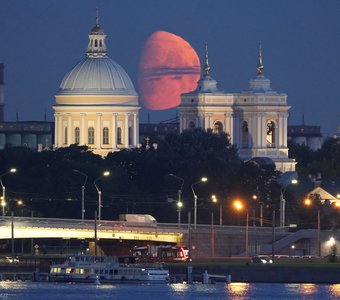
<box><xmin>86</xmin><ymin>9</ymin><xmax>107</xmax><ymax>58</ymax></box>
<box><xmin>204</xmin><ymin>42</ymin><xmax>210</xmax><ymax>76</ymax></box>
<box><xmin>96</xmin><ymin>7</ymin><xmax>100</xmax><ymax>26</ymax></box>
<box><xmin>256</xmin><ymin>42</ymin><xmax>264</xmax><ymax>76</ymax></box>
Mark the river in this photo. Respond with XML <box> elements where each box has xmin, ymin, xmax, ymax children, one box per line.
<box><xmin>0</xmin><ymin>281</ymin><xmax>340</xmax><ymax>299</ymax></box>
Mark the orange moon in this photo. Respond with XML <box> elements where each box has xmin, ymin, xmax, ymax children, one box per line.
<box><xmin>138</xmin><ymin>31</ymin><xmax>201</xmax><ymax>110</ymax></box>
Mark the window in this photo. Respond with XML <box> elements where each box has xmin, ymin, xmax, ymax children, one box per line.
<box><xmin>64</xmin><ymin>127</ymin><xmax>68</xmax><ymax>144</ymax></box>
<box><xmin>88</xmin><ymin>127</ymin><xmax>95</xmax><ymax>144</ymax></box>
<box><xmin>213</xmin><ymin>121</ymin><xmax>223</xmax><ymax>134</ymax></box>
<box><xmin>129</xmin><ymin>127</ymin><xmax>132</xmax><ymax>145</ymax></box>
<box><xmin>117</xmin><ymin>127</ymin><xmax>122</xmax><ymax>144</ymax></box>
<box><xmin>241</xmin><ymin>121</ymin><xmax>249</xmax><ymax>148</ymax></box>
<box><xmin>188</xmin><ymin>121</ymin><xmax>195</xmax><ymax>129</ymax></box>
<box><xmin>75</xmin><ymin>127</ymin><xmax>80</xmax><ymax>144</ymax></box>
<box><xmin>103</xmin><ymin>127</ymin><xmax>109</xmax><ymax>144</ymax></box>
<box><xmin>94</xmin><ymin>39</ymin><xmax>98</xmax><ymax>47</ymax></box>
<box><xmin>266</xmin><ymin>121</ymin><xmax>276</xmax><ymax>148</ymax></box>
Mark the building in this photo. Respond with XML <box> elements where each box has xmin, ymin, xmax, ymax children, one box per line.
<box><xmin>53</xmin><ymin>13</ymin><xmax>140</xmax><ymax>156</ymax></box>
<box><xmin>288</xmin><ymin>123</ymin><xmax>323</xmax><ymax>151</ymax></box>
<box><xmin>0</xmin><ymin>121</ymin><xmax>53</xmax><ymax>150</ymax></box>
<box><xmin>178</xmin><ymin>44</ymin><xmax>296</xmax><ymax>172</ymax></box>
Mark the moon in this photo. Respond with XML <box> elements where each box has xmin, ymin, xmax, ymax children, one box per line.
<box><xmin>138</xmin><ymin>31</ymin><xmax>201</xmax><ymax>110</ymax></box>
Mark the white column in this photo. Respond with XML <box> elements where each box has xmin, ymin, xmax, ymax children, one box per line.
<box><xmin>67</xmin><ymin>113</ymin><xmax>72</xmax><ymax>146</ymax></box>
<box><xmin>229</xmin><ymin>113</ymin><xmax>234</xmax><ymax>144</ymax></box>
<box><xmin>204</xmin><ymin>114</ymin><xmax>209</xmax><ymax>131</ymax></box>
<box><xmin>112</xmin><ymin>113</ymin><xmax>117</xmax><ymax>149</ymax></box>
<box><xmin>58</xmin><ymin>114</ymin><xmax>63</xmax><ymax>146</ymax></box>
<box><xmin>81</xmin><ymin>113</ymin><xmax>85</xmax><ymax>145</ymax></box>
<box><xmin>54</xmin><ymin>113</ymin><xmax>59</xmax><ymax>147</ymax></box>
<box><xmin>96</xmin><ymin>113</ymin><xmax>102</xmax><ymax>149</ymax></box>
<box><xmin>133</xmin><ymin>113</ymin><xmax>138</xmax><ymax>146</ymax></box>
<box><xmin>283</xmin><ymin>113</ymin><xmax>288</xmax><ymax>147</ymax></box>
<box><xmin>278</xmin><ymin>114</ymin><xmax>284</xmax><ymax>148</ymax></box>
<box><xmin>124</xmin><ymin>113</ymin><xmax>129</xmax><ymax>148</ymax></box>
<box><xmin>261</xmin><ymin>114</ymin><xmax>266</xmax><ymax>148</ymax></box>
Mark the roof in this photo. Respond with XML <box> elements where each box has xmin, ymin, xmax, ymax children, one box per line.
<box><xmin>57</xmin><ymin>57</ymin><xmax>137</xmax><ymax>96</ymax></box>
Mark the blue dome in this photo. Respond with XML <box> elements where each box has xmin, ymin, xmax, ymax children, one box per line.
<box><xmin>57</xmin><ymin>57</ymin><xmax>137</xmax><ymax>96</ymax></box>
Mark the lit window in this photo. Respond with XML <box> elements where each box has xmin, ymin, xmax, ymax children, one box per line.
<box><xmin>103</xmin><ymin>127</ymin><xmax>109</xmax><ymax>144</ymax></box>
<box><xmin>266</xmin><ymin>121</ymin><xmax>276</xmax><ymax>148</ymax></box>
<box><xmin>64</xmin><ymin>127</ymin><xmax>68</xmax><ymax>144</ymax></box>
<box><xmin>117</xmin><ymin>127</ymin><xmax>122</xmax><ymax>144</ymax></box>
<box><xmin>88</xmin><ymin>127</ymin><xmax>95</xmax><ymax>144</ymax></box>
<box><xmin>75</xmin><ymin>127</ymin><xmax>80</xmax><ymax>144</ymax></box>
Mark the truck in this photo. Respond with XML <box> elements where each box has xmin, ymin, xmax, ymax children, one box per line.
<box><xmin>118</xmin><ymin>214</ymin><xmax>157</xmax><ymax>224</ymax></box>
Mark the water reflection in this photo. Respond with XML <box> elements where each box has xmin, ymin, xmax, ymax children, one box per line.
<box><xmin>169</xmin><ymin>283</ymin><xmax>190</xmax><ymax>292</ymax></box>
<box><xmin>329</xmin><ymin>284</ymin><xmax>340</xmax><ymax>297</ymax></box>
<box><xmin>226</xmin><ymin>282</ymin><xmax>250</xmax><ymax>299</ymax></box>
<box><xmin>298</xmin><ymin>283</ymin><xmax>317</xmax><ymax>295</ymax></box>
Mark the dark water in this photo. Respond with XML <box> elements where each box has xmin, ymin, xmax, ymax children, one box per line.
<box><xmin>0</xmin><ymin>281</ymin><xmax>340</xmax><ymax>299</ymax></box>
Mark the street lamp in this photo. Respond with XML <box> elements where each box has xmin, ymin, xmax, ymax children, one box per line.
<box><xmin>211</xmin><ymin>194</ymin><xmax>222</xmax><ymax>225</ymax></box>
<box><xmin>72</xmin><ymin>169</ymin><xmax>88</xmax><ymax>221</ymax></box>
<box><xmin>233</xmin><ymin>200</ymin><xmax>249</xmax><ymax>257</ymax></box>
<box><xmin>0</xmin><ymin>168</ymin><xmax>17</xmax><ymax>216</ymax></box>
<box><xmin>94</xmin><ymin>171</ymin><xmax>110</xmax><ymax>221</ymax></box>
<box><xmin>279</xmin><ymin>178</ymin><xmax>298</xmax><ymax>229</ymax></box>
<box><xmin>252</xmin><ymin>195</ymin><xmax>257</xmax><ymax>227</ymax></box>
<box><xmin>168</xmin><ymin>173</ymin><xmax>184</xmax><ymax>225</ymax></box>
<box><xmin>191</xmin><ymin>177</ymin><xmax>208</xmax><ymax>229</ymax></box>
<box><xmin>304</xmin><ymin>197</ymin><xmax>321</xmax><ymax>257</ymax></box>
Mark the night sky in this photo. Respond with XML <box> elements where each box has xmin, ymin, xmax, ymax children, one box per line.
<box><xmin>1</xmin><ymin>0</ymin><xmax>339</xmax><ymax>135</ymax></box>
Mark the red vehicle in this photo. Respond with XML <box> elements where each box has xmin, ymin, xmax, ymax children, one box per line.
<box><xmin>132</xmin><ymin>245</ymin><xmax>189</xmax><ymax>263</ymax></box>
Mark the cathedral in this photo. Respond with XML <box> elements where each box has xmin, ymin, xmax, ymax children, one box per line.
<box><xmin>178</xmin><ymin>44</ymin><xmax>296</xmax><ymax>172</ymax></box>
<box><xmin>53</xmin><ymin>14</ymin><xmax>140</xmax><ymax>156</ymax></box>
<box><xmin>53</xmin><ymin>14</ymin><xmax>295</xmax><ymax>171</ymax></box>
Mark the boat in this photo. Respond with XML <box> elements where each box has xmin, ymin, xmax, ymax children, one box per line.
<box><xmin>49</xmin><ymin>254</ymin><xmax>169</xmax><ymax>283</ymax></box>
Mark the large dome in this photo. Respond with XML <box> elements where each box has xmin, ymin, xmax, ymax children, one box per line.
<box><xmin>57</xmin><ymin>57</ymin><xmax>137</xmax><ymax>96</ymax></box>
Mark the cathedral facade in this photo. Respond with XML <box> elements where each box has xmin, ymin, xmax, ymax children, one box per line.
<box><xmin>53</xmin><ymin>14</ymin><xmax>140</xmax><ymax>156</ymax></box>
<box><xmin>178</xmin><ymin>45</ymin><xmax>296</xmax><ymax>172</ymax></box>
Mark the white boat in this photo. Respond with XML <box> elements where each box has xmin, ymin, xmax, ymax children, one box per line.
<box><xmin>49</xmin><ymin>254</ymin><xmax>169</xmax><ymax>283</ymax></box>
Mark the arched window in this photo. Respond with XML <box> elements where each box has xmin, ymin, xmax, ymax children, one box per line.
<box><xmin>266</xmin><ymin>121</ymin><xmax>276</xmax><ymax>148</ymax></box>
<box><xmin>94</xmin><ymin>39</ymin><xmax>98</xmax><ymax>47</ymax></box>
<box><xmin>117</xmin><ymin>127</ymin><xmax>122</xmax><ymax>145</ymax></box>
<box><xmin>88</xmin><ymin>127</ymin><xmax>95</xmax><ymax>144</ymax></box>
<box><xmin>74</xmin><ymin>127</ymin><xmax>80</xmax><ymax>144</ymax></box>
<box><xmin>213</xmin><ymin>121</ymin><xmax>223</xmax><ymax>134</ymax></box>
<box><xmin>99</xmin><ymin>40</ymin><xmax>102</xmax><ymax>47</ymax></box>
<box><xmin>241</xmin><ymin>121</ymin><xmax>249</xmax><ymax>148</ymax></box>
<box><xmin>103</xmin><ymin>127</ymin><xmax>109</xmax><ymax>144</ymax></box>
<box><xmin>64</xmin><ymin>127</ymin><xmax>68</xmax><ymax>145</ymax></box>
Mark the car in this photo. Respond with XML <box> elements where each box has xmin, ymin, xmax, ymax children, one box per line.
<box><xmin>251</xmin><ymin>255</ymin><xmax>273</xmax><ymax>264</ymax></box>
<box><xmin>0</xmin><ymin>256</ymin><xmax>20</xmax><ymax>263</ymax></box>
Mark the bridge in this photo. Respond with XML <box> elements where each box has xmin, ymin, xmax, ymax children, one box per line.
<box><xmin>0</xmin><ymin>216</ymin><xmax>186</xmax><ymax>244</ymax></box>
<box><xmin>0</xmin><ymin>216</ymin><xmax>331</xmax><ymax>257</ymax></box>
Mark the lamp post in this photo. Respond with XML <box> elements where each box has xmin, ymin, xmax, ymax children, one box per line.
<box><xmin>211</xmin><ymin>194</ymin><xmax>222</xmax><ymax>225</ymax></box>
<box><xmin>72</xmin><ymin>169</ymin><xmax>88</xmax><ymax>221</ymax></box>
<box><xmin>304</xmin><ymin>197</ymin><xmax>321</xmax><ymax>257</ymax></box>
<box><xmin>233</xmin><ymin>200</ymin><xmax>249</xmax><ymax>257</ymax></box>
<box><xmin>252</xmin><ymin>195</ymin><xmax>257</xmax><ymax>227</ymax></box>
<box><xmin>279</xmin><ymin>178</ymin><xmax>298</xmax><ymax>229</ymax></box>
<box><xmin>94</xmin><ymin>171</ymin><xmax>110</xmax><ymax>221</ymax></box>
<box><xmin>191</xmin><ymin>177</ymin><xmax>208</xmax><ymax>229</ymax></box>
<box><xmin>0</xmin><ymin>168</ymin><xmax>17</xmax><ymax>216</ymax></box>
<box><xmin>168</xmin><ymin>174</ymin><xmax>184</xmax><ymax>225</ymax></box>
